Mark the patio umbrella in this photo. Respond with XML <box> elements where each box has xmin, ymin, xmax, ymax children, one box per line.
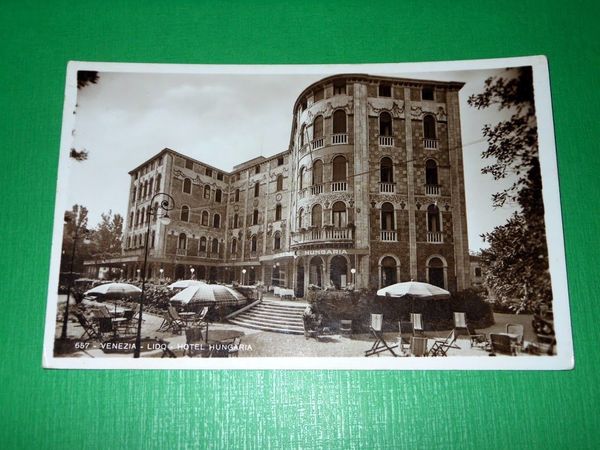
<box><xmin>170</xmin><ymin>284</ymin><xmax>246</xmax><ymax>307</ymax></box>
<box><xmin>167</xmin><ymin>279</ymin><xmax>206</xmax><ymax>290</ymax></box>
<box><xmin>376</xmin><ymin>281</ymin><xmax>450</xmax><ymax>299</ymax></box>
<box><xmin>84</xmin><ymin>282</ymin><xmax>142</xmax><ymax>315</ymax></box>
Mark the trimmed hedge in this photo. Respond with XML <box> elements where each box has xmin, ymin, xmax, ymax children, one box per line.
<box><xmin>306</xmin><ymin>287</ymin><xmax>495</xmax><ymax>332</ymax></box>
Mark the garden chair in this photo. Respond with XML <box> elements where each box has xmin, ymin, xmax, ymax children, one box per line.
<box><xmin>506</xmin><ymin>323</ymin><xmax>524</xmax><ymax>345</ymax></box>
<box><xmin>157</xmin><ymin>312</ymin><xmax>181</xmax><ymax>334</ymax></box>
<box><xmin>365</xmin><ymin>328</ymin><xmax>399</xmax><ymax>357</ymax></box>
<box><xmin>168</xmin><ymin>306</ymin><xmax>189</xmax><ymax>329</ymax></box>
<box><xmin>97</xmin><ymin>317</ymin><xmax>116</xmax><ymax>339</ymax></box>
<box><xmin>453</xmin><ymin>312</ymin><xmax>486</xmax><ymax>346</ymax></box>
<box><xmin>489</xmin><ymin>333</ymin><xmax>517</xmax><ymax>356</ymax></box>
<box><xmin>398</xmin><ymin>321</ymin><xmax>414</xmax><ymax>352</ymax></box>
<box><xmin>185</xmin><ymin>327</ymin><xmax>209</xmax><ymax>357</ymax></box>
<box><xmin>410</xmin><ymin>313</ymin><xmax>425</xmax><ymax>336</ymax></box>
<box><xmin>428</xmin><ymin>330</ymin><xmax>460</xmax><ymax>356</ymax></box>
<box><xmin>74</xmin><ymin>311</ymin><xmax>101</xmax><ymax>341</ymax></box>
<box><xmin>410</xmin><ymin>336</ymin><xmax>429</xmax><ymax>357</ymax></box>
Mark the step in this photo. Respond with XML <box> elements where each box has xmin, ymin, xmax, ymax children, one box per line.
<box><xmin>239</xmin><ymin>311</ymin><xmax>304</xmax><ymax>325</ymax></box>
<box><xmin>235</xmin><ymin>314</ymin><xmax>304</xmax><ymax>329</ymax></box>
<box><xmin>229</xmin><ymin>318</ymin><xmax>304</xmax><ymax>335</ymax></box>
<box><xmin>262</xmin><ymin>300</ymin><xmax>307</xmax><ymax>309</ymax></box>
<box><xmin>258</xmin><ymin>303</ymin><xmax>307</xmax><ymax>313</ymax></box>
<box><xmin>248</xmin><ymin>308</ymin><xmax>303</xmax><ymax>319</ymax></box>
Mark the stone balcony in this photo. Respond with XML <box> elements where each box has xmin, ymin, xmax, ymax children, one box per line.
<box><xmin>427</xmin><ymin>231</ymin><xmax>443</xmax><ymax>243</ymax></box>
<box><xmin>423</xmin><ymin>138</ymin><xmax>438</xmax><ymax>150</ymax></box>
<box><xmin>291</xmin><ymin>227</ymin><xmax>354</xmax><ymax>246</ymax></box>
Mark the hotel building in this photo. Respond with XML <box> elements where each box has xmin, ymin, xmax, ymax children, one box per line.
<box><xmin>89</xmin><ymin>74</ymin><xmax>471</xmax><ymax>297</ymax></box>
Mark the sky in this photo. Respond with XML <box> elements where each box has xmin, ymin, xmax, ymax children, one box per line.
<box><xmin>66</xmin><ymin>67</ymin><xmax>520</xmax><ymax>251</ymax></box>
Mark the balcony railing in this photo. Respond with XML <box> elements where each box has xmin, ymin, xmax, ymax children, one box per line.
<box><xmin>311</xmin><ymin>138</ymin><xmax>324</xmax><ymax>150</ymax></box>
<box><xmin>292</xmin><ymin>227</ymin><xmax>353</xmax><ymax>244</ymax></box>
<box><xmin>310</xmin><ymin>184</ymin><xmax>324</xmax><ymax>195</ymax></box>
<box><xmin>331</xmin><ymin>181</ymin><xmax>347</xmax><ymax>192</ymax></box>
<box><xmin>425</xmin><ymin>184</ymin><xmax>441</xmax><ymax>196</ymax></box>
<box><xmin>424</xmin><ymin>139</ymin><xmax>438</xmax><ymax>150</ymax></box>
<box><xmin>427</xmin><ymin>231</ymin><xmax>443</xmax><ymax>243</ymax></box>
<box><xmin>176</xmin><ymin>248</ymin><xmax>187</xmax><ymax>256</ymax></box>
<box><xmin>379</xmin><ymin>182</ymin><xmax>395</xmax><ymax>193</ymax></box>
<box><xmin>380</xmin><ymin>230</ymin><xmax>397</xmax><ymax>242</ymax></box>
<box><xmin>332</xmin><ymin>133</ymin><xmax>348</xmax><ymax>145</ymax></box>
<box><xmin>379</xmin><ymin>136</ymin><xmax>394</xmax><ymax>147</ymax></box>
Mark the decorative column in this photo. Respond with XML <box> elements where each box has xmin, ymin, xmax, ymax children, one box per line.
<box><xmin>404</xmin><ymin>87</ymin><xmax>418</xmax><ymax>280</ymax></box>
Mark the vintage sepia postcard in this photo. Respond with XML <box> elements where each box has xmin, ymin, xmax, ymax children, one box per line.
<box><xmin>42</xmin><ymin>57</ymin><xmax>573</xmax><ymax>369</ymax></box>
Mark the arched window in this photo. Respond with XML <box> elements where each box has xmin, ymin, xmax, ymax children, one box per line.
<box><xmin>129</xmin><ymin>212</ymin><xmax>133</xmax><ymax>229</ymax></box>
<box><xmin>201</xmin><ymin>211</ymin><xmax>209</xmax><ymax>226</ymax></box>
<box><xmin>332</xmin><ymin>155</ymin><xmax>347</xmax><ymax>182</ymax></box>
<box><xmin>299</xmin><ymin>167</ymin><xmax>305</xmax><ymax>190</ymax></box>
<box><xmin>126</xmin><ymin>236</ymin><xmax>131</xmax><ymax>248</ymax></box>
<box><xmin>332</xmin><ymin>201</ymin><xmax>347</xmax><ymax>228</ymax></box>
<box><xmin>199</xmin><ymin>236</ymin><xmax>207</xmax><ymax>253</ymax></box>
<box><xmin>425</xmin><ymin>159</ymin><xmax>438</xmax><ymax>185</ymax></box>
<box><xmin>253</xmin><ymin>209</ymin><xmax>259</xmax><ymax>225</ymax></box>
<box><xmin>153</xmin><ymin>202</ymin><xmax>158</xmax><ymax>222</ymax></box>
<box><xmin>149</xmin><ymin>177</ymin><xmax>154</xmax><ymax>195</ymax></box>
<box><xmin>332</xmin><ymin>110</ymin><xmax>346</xmax><ymax>134</ymax></box>
<box><xmin>215</xmin><ymin>189</ymin><xmax>222</xmax><ymax>203</ymax></box>
<box><xmin>298</xmin><ymin>208</ymin><xmax>304</xmax><ymax>229</ymax></box>
<box><xmin>177</xmin><ymin>233</ymin><xmax>187</xmax><ymax>250</ymax></box>
<box><xmin>276</xmin><ymin>175</ymin><xmax>283</xmax><ymax>192</ymax></box>
<box><xmin>235</xmin><ymin>188</ymin><xmax>240</xmax><ymax>202</ymax></box>
<box><xmin>231</xmin><ymin>238</ymin><xmax>237</xmax><ymax>255</ymax></box>
<box><xmin>211</xmin><ymin>238</ymin><xmax>219</xmax><ymax>255</ymax></box>
<box><xmin>275</xmin><ymin>204</ymin><xmax>282</xmax><ymax>221</ymax></box>
<box><xmin>233</xmin><ymin>213</ymin><xmax>239</xmax><ymax>228</ymax></box>
<box><xmin>180</xmin><ymin>205</ymin><xmax>189</xmax><ymax>222</ymax></box>
<box><xmin>134</xmin><ymin>209</ymin><xmax>139</xmax><ymax>226</ymax></box>
<box><xmin>273</xmin><ymin>232</ymin><xmax>281</xmax><ymax>250</ymax></box>
<box><xmin>140</xmin><ymin>207</ymin><xmax>146</xmax><ymax>225</ymax></box>
<box><xmin>213</xmin><ymin>213</ymin><xmax>221</xmax><ymax>228</ymax></box>
<box><xmin>312</xmin><ymin>160</ymin><xmax>323</xmax><ymax>186</ymax></box>
<box><xmin>423</xmin><ymin>115</ymin><xmax>436</xmax><ymax>139</ymax></box>
<box><xmin>254</xmin><ymin>182</ymin><xmax>260</xmax><ymax>198</ymax></box>
<box><xmin>150</xmin><ymin>230</ymin><xmax>155</xmax><ymax>248</ymax></box>
<box><xmin>131</xmin><ymin>187</ymin><xmax>136</xmax><ymax>203</ymax></box>
<box><xmin>427</xmin><ymin>257</ymin><xmax>445</xmax><ymax>288</ymax></box>
<box><xmin>143</xmin><ymin>181</ymin><xmax>148</xmax><ymax>198</ymax></box>
<box><xmin>183</xmin><ymin>178</ymin><xmax>192</xmax><ymax>194</ymax></box>
<box><xmin>381</xmin><ymin>202</ymin><xmax>394</xmax><ymax>230</ymax></box>
<box><xmin>155</xmin><ymin>174</ymin><xmax>161</xmax><ymax>193</ymax></box>
<box><xmin>251</xmin><ymin>235</ymin><xmax>257</xmax><ymax>252</ymax></box>
<box><xmin>379</xmin><ymin>112</ymin><xmax>392</xmax><ymax>136</ymax></box>
<box><xmin>312</xmin><ymin>204</ymin><xmax>322</xmax><ymax>227</ymax></box>
<box><xmin>313</xmin><ymin>115</ymin><xmax>323</xmax><ymax>139</ymax></box>
<box><xmin>427</xmin><ymin>204</ymin><xmax>441</xmax><ymax>232</ymax></box>
<box><xmin>381</xmin><ymin>256</ymin><xmax>398</xmax><ymax>287</ymax></box>
<box><xmin>203</xmin><ymin>185</ymin><xmax>211</xmax><ymax>199</ymax></box>
<box><xmin>380</xmin><ymin>157</ymin><xmax>394</xmax><ymax>183</ymax></box>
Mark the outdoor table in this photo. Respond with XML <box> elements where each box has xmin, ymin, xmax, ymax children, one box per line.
<box><xmin>111</xmin><ymin>317</ymin><xmax>129</xmax><ymax>336</ymax></box>
<box><xmin>278</xmin><ymin>288</ymin><xmax>294</xmax><ymax>299</ymax></box>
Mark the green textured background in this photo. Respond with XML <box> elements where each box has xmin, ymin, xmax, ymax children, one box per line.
<box><xmin>0</xmin><ymin>1</ymin><xmax>598</xmax><ymax>448</ymax></box>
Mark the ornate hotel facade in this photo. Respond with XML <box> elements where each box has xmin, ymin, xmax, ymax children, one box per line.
<box><xmin>91</xmin><ymin>74</ymin><xmax>471</xmax><ymax>297</ymax></box>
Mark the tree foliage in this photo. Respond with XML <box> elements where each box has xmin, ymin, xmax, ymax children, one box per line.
<box><xmin>92</xmin><ymin>210</ymin><xmax>124</xmax><ymax>258</ymax></box>
<box><xmin>60</xmin><ymin>205</ymin><xmax>92</xmax><ymax>274</ymax></box>
<box><xmin>468</xmin><ymin>67</ymin><xmax>552</xmax><ymax>312</ymax></box>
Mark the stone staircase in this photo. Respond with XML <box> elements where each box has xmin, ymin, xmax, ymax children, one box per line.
<box><xmin>228</xmin><ymin>299</ymin><xmax>307</xmax><ymax>335</ymax></box>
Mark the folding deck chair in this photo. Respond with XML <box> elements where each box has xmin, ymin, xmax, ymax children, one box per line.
<box><xmin>410</xmin><ymin>313</ymin><xmax>425</xmax><ymax>336</ymax></box>
<box><xmin>74</xmin><ymin>311</ymin><xmax>101</xmax><ymax>341</ymax></box>
<box><xmin>428</xmin><ymin>330</ymin><xmax>460</xmax><ymax>356</ymax></box>
<box><xmin>398</xmin><ymin>321</ymin><xmax>414</xmax><ymax>353</ymax></box>
<box><xmin>454</xmin><ymin>312</ymin><xmax>486</xmax><ymax>346</ymax></box>
<box><xmin>365</xmin><ymin>328</ymin><xmax>399</xmax><ymax>357</ymax></box>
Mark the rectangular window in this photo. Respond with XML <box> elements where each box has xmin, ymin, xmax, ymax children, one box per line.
<box><xmin>216</xmin><ymin>172</ymin><xmax>223</xmax><ymax>181</ymax></box>
<box><xmin>378</xmin><ymin>84</ymin><xmax>392</xmax><ymax>97</ymax></box>
<box><xmin>255</xmin><ymin>165</ymin><xmax>260</xmax><ymax>174</ymax></box>
<box><xmin>277</xmin><ymin>156</ymin><xmax>284</xmax><ymax>166</ymax></box>
<box><xmin>333</xmin><ymin>81</ymin><xmax>346</xmax><ymax>95</ymax></box>
<box><xmin>313</xmin><ymin>88</ymin><xmax>324</xmax><ymax>102</ymax></box>
<box><xmin>205</xmin><ymin>168</ymin><xmax>213</xmax><ymax>177</ymax></box>
<box><xmin>185</xmin><ymin>159</ymin><xmax>193</xmax><ymax>170</ymax></box>
<box><xmin>422</xmin><ymin>86</ymin><xmax>435</xmax><ymax>101</ymax></box>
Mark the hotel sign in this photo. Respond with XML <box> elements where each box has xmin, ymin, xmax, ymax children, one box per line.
<box><xmin>296</xmin><ymin>249</ymin><xmax>349</xmax><ymax>256</ymax></box>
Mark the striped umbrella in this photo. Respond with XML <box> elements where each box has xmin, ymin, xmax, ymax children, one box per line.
<box><xmin>170</xmin><ymin>284</ymin><xmax>246</xmax><ymax>307</ymax></box>
<box><xmin>84</xmin><ymin>282</ymin><xmax>142</xmax><ymax>298</ymax></box>
<box><xmin>167</xmin><ymin>279</ymin><xmax>206</xmax><ymax>290</ymax></box>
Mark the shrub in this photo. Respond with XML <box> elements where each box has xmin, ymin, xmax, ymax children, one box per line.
<box><xmin>450</xmin><ymin>288</ymin><xmax>495</xmax><ymax>329</ymax></box>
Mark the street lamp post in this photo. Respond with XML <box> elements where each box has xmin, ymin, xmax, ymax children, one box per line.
<box><xmin>159</xmin><ymin>268</ymin><xmax>164</xmax><ymax>284</ymax></box>
<box><xmin>350</xmin><ymin>267</ymin><xmax>356</xmax><ymax>286</ymax></box>
<box><xmin>59</xmin><ymin>220</ymin><xmax>91</xmax><ymax>341</ymax></box>
<box><xmin>190</xmin><ymin>267</ymin><xmax>195</xmax><ymax>279</ymax></box>
<box><xmin>241</xmin><ymin>268</ymin><xmax>247</xmax><ymax>285</ymax></box>
<box><xmin>133</xmin><ymin>192</ymin><xmax>174</xmax><ymax>359</ymax></box>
